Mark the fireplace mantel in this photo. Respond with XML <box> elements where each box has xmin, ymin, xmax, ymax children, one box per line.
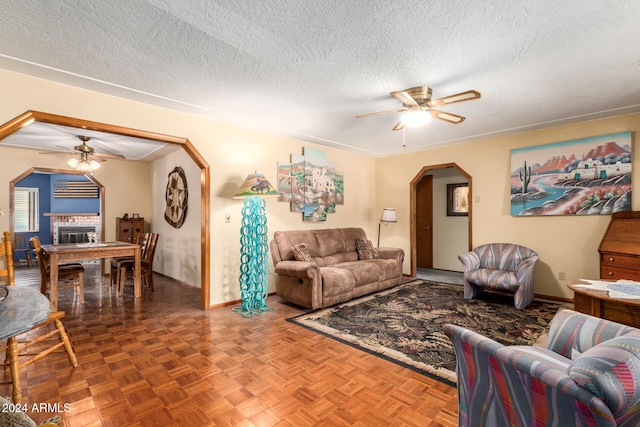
<box><xmin>44</xmin><ymin>213</ymin><xmax>100</xmax><ymax>216</ymax></box>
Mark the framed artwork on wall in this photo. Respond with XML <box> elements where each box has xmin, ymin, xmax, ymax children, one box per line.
<box><xmin>510</xmin><ymin>132</ymin><xmax>632</xmax><ymax>216</ymax></box>
<box><xmin>447</xmin><ymin>183</ymin><xmax>469</xmax><ymax>216</ymax></box>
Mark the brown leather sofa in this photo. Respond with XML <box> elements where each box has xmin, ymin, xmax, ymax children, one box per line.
<box><xmin>270</xmin><ymin>227</ymin><xmax>404</xmax><ymax>309</ymax></box>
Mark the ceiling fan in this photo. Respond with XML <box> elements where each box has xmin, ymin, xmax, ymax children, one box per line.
<box><xmin>42</xmin><ymin>135</ymin><xmax>125</xmax><ymax>172</ymax></box>
<box><xmin>356</xmin><ymin>86</ymin><xmax>481</xmax><ymax>131</ymax></box>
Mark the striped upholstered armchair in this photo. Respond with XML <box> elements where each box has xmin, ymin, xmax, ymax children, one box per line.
<box><xmin>443</xmin><ymin>309</ymin><xmax>640</xmax><ymax>427</ymax></box>
<box><xmin>458</xmin><ymin>243</ymin><xmax>539</xmax><ymax>309</ymax></box>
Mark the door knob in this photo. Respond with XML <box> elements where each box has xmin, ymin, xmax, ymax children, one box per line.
<box><xmin>424</xmin><ymin>226</ymin><xmax>430</xmax><ymax>230</ymax></box>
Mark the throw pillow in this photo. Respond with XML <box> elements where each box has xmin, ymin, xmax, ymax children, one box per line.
<box><xmin>292</xmin><ymin>243</ymin><xmax>314</xmax><ymax>264</ymax></box>
<box><xmin>356</xmin><ymin>239</ymin><xmax>379</xmax><ymax>260</ymax></box>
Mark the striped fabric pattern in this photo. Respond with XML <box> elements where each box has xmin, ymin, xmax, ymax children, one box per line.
<box><xmin>443</xmin><ymin>309</ymin><xmax>640</xmax><ymax>427</ymax></box>
<box><xmin>458</xmin><ymin>243</ymin><xmax>539</xmax><ymax>310</ymax></box>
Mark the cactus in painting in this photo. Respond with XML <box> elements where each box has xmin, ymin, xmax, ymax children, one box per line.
<box><xmin>519</xmin><ymin>161</ymin><xmax>531</xmax><ymax>194</ymax></box>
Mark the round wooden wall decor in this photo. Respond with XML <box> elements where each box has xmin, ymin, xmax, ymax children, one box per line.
<box><xmin>164</xmin><ymin>166</ymin><xmax>188</xmax><ymax>228</ymax></box>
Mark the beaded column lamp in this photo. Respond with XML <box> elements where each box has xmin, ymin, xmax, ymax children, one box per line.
<box><xmin>232</xmin><ymin>172</ymin><xmax>279</xmax><ymax>317</ymax></box>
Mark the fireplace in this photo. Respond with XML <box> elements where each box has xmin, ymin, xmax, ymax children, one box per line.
<box><xmin>53</xmin><ymin>221</ymin><xmax>100</xmax><ymax>244</ymax></box>
<box><xmin>57</xmin><ymin>226</ymin><xmax>95</xmax><ymax>244</ymax></box>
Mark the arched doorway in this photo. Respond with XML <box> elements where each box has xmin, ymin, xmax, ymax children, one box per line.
<box><xmin>0</xmin><ymin>111</ymin><xmax>211</xmax><ymax>310</ymax></box>
<box><xmin>409</xmin><ymin>163</ymin><xmax>472</xmax><ymax>277</ymax></box>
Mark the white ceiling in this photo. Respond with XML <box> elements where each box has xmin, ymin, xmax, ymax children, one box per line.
<box><xmin>0</xmin><ymin>0</ymin><xmax>639</xmax><ymax>158</ymax></box>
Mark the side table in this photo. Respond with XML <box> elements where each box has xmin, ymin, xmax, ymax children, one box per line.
<box><xmin>567</xmin><ymin>280</ymin><xmax>640</xmax><ymax>328</ymax></box>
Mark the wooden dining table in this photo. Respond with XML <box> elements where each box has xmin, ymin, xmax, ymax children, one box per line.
<box><xmin>42</xmin><ymin>242</ymin><xmax>141</xmax><ymax>311</ymax></box>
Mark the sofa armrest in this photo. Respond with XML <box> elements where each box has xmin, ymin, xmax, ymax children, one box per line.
<box><xmin>377</xmin><ymin>247</ymin><xmax>404</xmax><ymax>264</ymax></box>
<box><xmin>457</xmin><ymin>251</ymin><xmax>480</xmax><ymax>272</ymax></box>
<box><xmin>274</xmin><ymin>260</ymin><xmax>320</xmax><ymax>279</ymax></box>
<box><xmin>443</xmin><ymin>323</ymin><xmax>615</xmax><ymax>426</ymax></box>
<box><xmin>568</xmin><ymin>332</ymin><xmax>640</xmax><ymax>423</ymax></box>
<box><xmin>547</xmin><ymin>309</ymin><xmax>638</xmax><ymax>359</ymax></box>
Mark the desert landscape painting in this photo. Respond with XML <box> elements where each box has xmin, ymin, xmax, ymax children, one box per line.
<box><xmin>510</xmin><ymin>132</ymin><xmax>632</xmax><ymax>216</ymax></box>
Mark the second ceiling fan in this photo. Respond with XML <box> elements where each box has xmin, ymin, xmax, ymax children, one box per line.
<box><xmin>356</xmin><ymin>86</ymin><xmax>481</xmax><ymax>131</ymax></box>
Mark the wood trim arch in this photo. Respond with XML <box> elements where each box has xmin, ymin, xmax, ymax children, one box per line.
<box><xmin>1</xmin><ymin>111</ymin><xmax>211</xmax><ymax>310</ymax></box>
<box><xmin>409</xmin><ymin>162</ymin><xmax>472</xmax><ymax>278</ymax></box>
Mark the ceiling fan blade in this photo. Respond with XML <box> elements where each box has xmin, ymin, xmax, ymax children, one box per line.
<box><xmin>428</xmin><ymin>90</ymin><xmax>481</xmax><ymax>107</ymax></box>
<box><xmin>430</xmin><ymin>109</ymin><xmax>466</xmax><ymax>124</ymax></box>
<box><xmin>91</xmin><ymin>152</ymin><xmax>126</xmax><ymax>160</ymax></box>
<box><xmin>390</xmin><ymin>90</ymin><xmax>418</xmax><ymax>107</ymax></box>
<box><xmin>392</xmin><ymin>121</ymin><xmax>404</xmax><ymax>131</ymax></box>
<box><xmin>356</xmin><ymin>107</ymin><xmax>408</xmax><ymax>119</ymax></box>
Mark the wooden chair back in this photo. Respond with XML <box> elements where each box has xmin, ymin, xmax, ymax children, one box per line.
<box><xmin>0</xmin><ymin>231</ymin><xmax>15</xmax><ymax>286</ymax></box>
<box><xmin>13</xmin><ymin>233</ymin><xmax>33</xmax><ymax>267</ymax></box>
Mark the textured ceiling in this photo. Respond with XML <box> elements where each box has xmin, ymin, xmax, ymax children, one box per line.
<box><xmin>0</xmin><ymin>0</ymin><xmax>639</xmax><ymax>158</ymax></box>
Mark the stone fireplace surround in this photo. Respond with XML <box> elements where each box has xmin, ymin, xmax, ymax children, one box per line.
<box><xmin>47</xmin><ymin>213</ymin><xmax>101</xmax><ymax>244</ymax></box>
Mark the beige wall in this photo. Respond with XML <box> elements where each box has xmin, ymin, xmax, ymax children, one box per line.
<box><xmin>0</xmin><ymin>69</ymin><xmax>376</xmax><ymax>307</ymax></box>
<box><xmin>151</xmin><ymin>149</ymin><xmax>202</xmax><ymax>288</ymax></box>
<box><xmin>376</xmin><ymin>113</ymin><xmax>640</xmax><ymax>299</ymax></box>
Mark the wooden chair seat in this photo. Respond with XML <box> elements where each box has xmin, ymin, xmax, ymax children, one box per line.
<box><xmin>1</xmin><ymin>231</ymin><xmax>78</xmax><ymax>403</ymax></box>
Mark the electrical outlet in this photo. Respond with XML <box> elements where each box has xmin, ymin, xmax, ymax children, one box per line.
<box><xmin>225</xmin><ymin>213</ymin><xmax>231</xmax><ymax>223</ymax></box>
<box><xmin>558</xmin><ymin>272</ymin><xmax>565</xmax><ymax>280</ymax></box>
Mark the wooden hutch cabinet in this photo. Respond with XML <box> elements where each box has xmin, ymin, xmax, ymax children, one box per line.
<box><xmin>116</xmin><ymin>216</ymin><xmax>144</xmax><ymax>243</ymax></box>
<box><xmin>599</xmin><ymin>211</ymin><xmax>640</xmax><ymax>281</ymax></box>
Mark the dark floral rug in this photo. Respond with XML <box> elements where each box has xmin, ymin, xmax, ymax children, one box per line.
<box><xmin>287</xmin><ymin>279</ymin><xmax>567</xmax><ymax>386</ymax></box>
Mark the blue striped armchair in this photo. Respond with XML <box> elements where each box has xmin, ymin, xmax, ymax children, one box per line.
<box><xmin>458</xmin><ymin>243</ymin><xmax>539</xmax><ymax>309</ymax></box>
<box><xmin>443</xmin><ymin>309</ymin><xmax>640</xmax><ymax>427</ymax></box>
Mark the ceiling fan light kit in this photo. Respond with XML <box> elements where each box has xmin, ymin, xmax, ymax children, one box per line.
<box><xmin>401</xmin><ymin>109</ymin><xmax>431</xmax><ymax>127</ymax></box>
<box><xmin>67</xmin><ymin>155</ymin><xmax>101</xmax><ymax>172</ymax></box>
<box><xmin>357</xmin><ymin>86</ymin><xmax>481</xmax><ymax>130</ymax></box>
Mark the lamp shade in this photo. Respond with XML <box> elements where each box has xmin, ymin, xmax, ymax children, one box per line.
<box><xmin>233</xmin><ymin>172</ymin><xmax>279</xmax><ymax>199</ymax></box>
<box><xmin>401</xmin><ymin>108</ymin><xmax>431</xmax><ymax>127</ymax></box>
<box><xmin>380</xmin><ymin>208</ymin><xmax>397</xmax><ymax>223</ymax></box>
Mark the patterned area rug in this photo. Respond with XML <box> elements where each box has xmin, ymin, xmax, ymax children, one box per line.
<box><xmin>287</xmin><ymin>279</ymin><xmax>565</xmax><ymax>386</ymax></box>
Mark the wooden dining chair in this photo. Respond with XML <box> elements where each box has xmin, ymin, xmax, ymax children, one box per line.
<box><xmin>0</xmin><ymin>231</ymin><xmax>78</xmax><ymax>403</ymax></box>
<box><xmin>116</xmin><ymin>233</ymin><xmax>159</xmax><ymax>293</ymax></box>
<box><xmin>110</xmin><ymin>232</ymin><xmax>150</xmax><ymax>289</ymax></box>
<box><xmin>12</xmin><ymin>232</ymin><xmax>32</xmax><ymax>267</ymax></box>
<box><xmin>30</xmin><ymin>236</ymin><xmax>85</xmax><ymax>303</ymax></box>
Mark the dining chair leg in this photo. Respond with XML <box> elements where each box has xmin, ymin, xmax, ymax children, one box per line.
<box><xmin>7</xmin><ymin>336</ymin><xmax>21</xmax><ymax>403</ymax></box>
<box><xmin>77</xmin><ymin>271</ymin><xmax>84</xmax><ymax>303</ymax></box>
<box><xmin>118</xmin><ymin>265</ymin><xmax>128</xmax><ymax>294</ymax></box>
<box><xmin>55</xmin><ymin>319</ymin><xmax>78</xmax><ymax>367</ymax></box>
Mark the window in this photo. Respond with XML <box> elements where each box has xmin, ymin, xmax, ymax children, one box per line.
<box><xmin>14</xmin><ymin>187</ymin><xmax>39</xmax><ymax>232</ymax></box>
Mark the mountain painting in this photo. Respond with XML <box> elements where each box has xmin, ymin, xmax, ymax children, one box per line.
<box><xmin>510</xmin><ymin>132</ymin><xmax>632</xmax><ymax>216</ymax></box>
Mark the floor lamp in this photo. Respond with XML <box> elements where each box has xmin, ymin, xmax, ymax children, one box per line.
<box><xmin>378</xmin><ymin>208</ymin><xmax>397</xmax><ymax>247</ymax></box>
<box><xmin>232</xmin><ymin>172</ymin><xmax>279</xmax><ymax>317</ymax></box>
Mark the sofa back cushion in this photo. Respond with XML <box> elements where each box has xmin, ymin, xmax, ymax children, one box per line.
<box><xmin>474</xmin><ymin>243</ymin><xmax>538</xmax><ymax>271</ymax></box>
<box><xmin>271</xmin><ymin>228</ymin><xmax>369</xmax><ymax>266</ymax></box>
<box><xmin>547</xmin><ymin>309</ymin><xmax>637</xmax><ymax>359</ymax></box>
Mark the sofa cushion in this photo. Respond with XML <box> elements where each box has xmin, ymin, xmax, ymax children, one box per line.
<box><xmin>356</xmin><ymin>238</ymin><xmax>379</xmax><ymax>260</ymax></box>
<box><xmin>292</xmin><ymin>243</ymin><xmax>314</xmax><ymax>264</ymax></box>
<box><xmin>323</xmin><ymin>251</ymin><xmax>359</xmax><ymax>266</ymax></box>
<box><xmin>465</xmin><ymin>268</ymin><xmax>518</xmax><ymax>289</ymax></box>
<box><xmin>509</xmin><ymin>345</ymin><xmax>572</xmax><ymax>371</ymax></box>
<box><xmin>333</xmin><ymin>261</ymin><xmax>381</xmax><ymax>286</ymax></box>
<box><xmin>568</xmin><ymin>333</ymin><xmax>640</xmax><ymax>418</ymax></box>
<box><xmin>319</xmin><ymin>267</ymin><xmax>356</xmax><ymax>297</ymax></box>
<box><xmin>273</xmin><ymin>230</ymin><xmax>320</xmax><ymax>261</ymax></box>
<box><xmin>314</xmin><ymin>229</ymin><xmax>346</xmax><ymax>256</ymax></box>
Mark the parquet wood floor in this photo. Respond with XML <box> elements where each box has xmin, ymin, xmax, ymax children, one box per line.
<box><xmin>2</xmin><ymin>265</ymin><xmax>458</xmax><ymax>426</ymax></box>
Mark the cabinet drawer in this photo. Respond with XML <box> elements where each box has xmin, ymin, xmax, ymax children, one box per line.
<box><xmin>600</xmin><ymin>253</ymin><xmax>640</xmax><ymax>269</ymax></box>
<box><xmin>600</xmin><ymin>265</ymin><xmax>640</xmax><ymax>281</ymax></box>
